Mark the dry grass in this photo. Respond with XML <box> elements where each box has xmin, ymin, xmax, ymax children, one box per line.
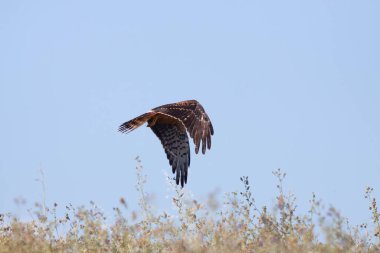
<box><xmin>1</xmin><ymin>157</ymin><xmax>379</xmax><ymax>252</ymax></box>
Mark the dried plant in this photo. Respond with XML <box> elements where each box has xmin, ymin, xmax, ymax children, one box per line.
<box><xmin>0</xmin><ymin>159</ymin><xmax>379</xmax><ymax>252</ymax></box>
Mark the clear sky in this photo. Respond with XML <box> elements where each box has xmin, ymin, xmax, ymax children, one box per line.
<box><xmin>1</xmin><ymin>1</ymin><xmax>379</xmax><ymax>225</ymax></box>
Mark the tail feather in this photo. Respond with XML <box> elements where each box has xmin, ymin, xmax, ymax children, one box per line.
<box><xmin>119</xmin><ymin>112</ymin><xmax>155</xmax><ymax>134</ymax></box>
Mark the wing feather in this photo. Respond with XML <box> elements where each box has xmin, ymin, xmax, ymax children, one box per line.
<box><xmin>118</xmin><ymin>100</ymin><xmax>213</xmax><ymax>187</ymax></box>
<box><xmin>149</xmin><ymin>119</ymin><xmax>190</xmax><ymax>187</ymax></box>
<box><xmin>152</xmin><ymin>100</ymin><xmax>213</xmax><ymax>154</ymax></box>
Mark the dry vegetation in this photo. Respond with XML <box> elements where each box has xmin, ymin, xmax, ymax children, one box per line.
<box><xmin>1</xmin><ymin>157</ymin><xmax>379</xmax><ymax>252</ymax></box>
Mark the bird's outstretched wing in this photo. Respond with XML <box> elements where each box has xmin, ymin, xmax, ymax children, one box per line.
<box><xmin>152</xmin><ymin>100</ymin><xmax>214</xmax><ymax>154</ymax></box>
<box><xmin>118</xmin><ymin>100</ymin><xmax>213</xmax><ymax>187</ymax></box>
<box><xmin>149</xmin><ymin>119</ymin><xmax>190</xmax><ymax>187</ymax></box>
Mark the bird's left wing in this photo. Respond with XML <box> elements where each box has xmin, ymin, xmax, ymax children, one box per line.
<box><xmin>152</xmin><ymin>100</ymin><xmax>214</xmax><ymax>154</ymax></box>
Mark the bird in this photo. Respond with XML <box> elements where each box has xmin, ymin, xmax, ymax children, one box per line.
<box><xmin>118</xmin><ymin>100</ymin><xmax>214</xmax><ymax>187</ymax></box>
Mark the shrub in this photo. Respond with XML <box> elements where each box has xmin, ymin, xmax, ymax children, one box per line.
<box><xmin>0</xmin><ymin>158</ymin><xmax>379</xmax><ymax>252</ymax></box>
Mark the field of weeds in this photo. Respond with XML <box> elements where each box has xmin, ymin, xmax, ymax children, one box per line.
<box><xmin>1</xmin><ymin>158</ymin><xmax>379</xmax><ymax>253</ymax></box>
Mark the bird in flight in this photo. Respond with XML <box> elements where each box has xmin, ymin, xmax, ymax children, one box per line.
<box><xmin>119</xmin><ymin>100</ymin><xmax>214</xmax><ymax>187</ymax></box>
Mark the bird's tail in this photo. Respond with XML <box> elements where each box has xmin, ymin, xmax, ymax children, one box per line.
<box><xmin>118</xmin><ymin>112</ymin><xmax>156</xmax><ymax>134</ymax></box>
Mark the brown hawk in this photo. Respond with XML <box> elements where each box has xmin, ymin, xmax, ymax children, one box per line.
<box><xmin>119</xmin><ymin>100</ymin><xmax>214</xmax><ymax>187</ymax></box>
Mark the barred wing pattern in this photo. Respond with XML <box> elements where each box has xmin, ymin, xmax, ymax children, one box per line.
<box><xmin>152</xmin><ymin>100</ymin><xmax>214</xmax><ymax>154</ymax></box>
<box><xmin>119</xmin><ymin>100</ymin><xmax>213</xmax><ymax>187</ymax></box>
<box><xmin>149</xmin><ymin>120</ymin><xmax>190</xmax><ymax>187</ymax></box>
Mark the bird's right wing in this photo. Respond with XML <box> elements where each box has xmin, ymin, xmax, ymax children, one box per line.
<box><xmin>149</xmin><ymin>120</ymin><xmax>190</xmax><ymax>187</ymax></box>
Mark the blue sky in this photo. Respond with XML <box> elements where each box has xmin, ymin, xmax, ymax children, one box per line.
<box><xmin>1</xmin><ymin>1</ymin><xmax>379</xmax><ymax>225</ymax></box>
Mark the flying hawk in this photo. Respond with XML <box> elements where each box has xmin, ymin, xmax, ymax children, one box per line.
<box><xmin>119</xmin><ymin>100</ymin><xmax>214</xmax><ymax>187</ymax></box>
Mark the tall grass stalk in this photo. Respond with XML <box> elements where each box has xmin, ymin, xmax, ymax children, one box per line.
<box><xmin>0</xmin><ymin>160</ymin><xmax>379</xmax><ymax>252</ymax></box>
